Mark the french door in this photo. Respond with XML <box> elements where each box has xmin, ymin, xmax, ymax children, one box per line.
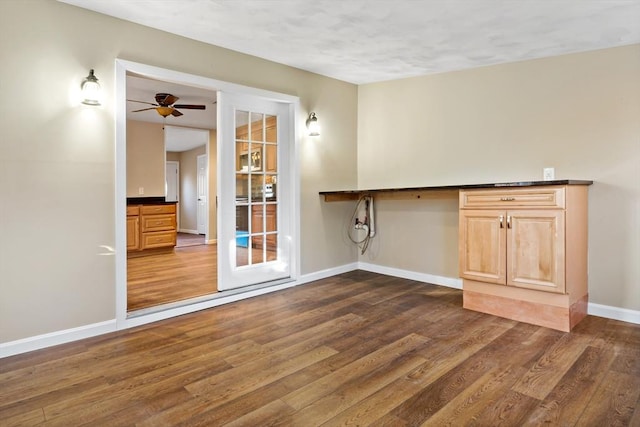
<box><xmin>217</xmin><ymin>92</ymin><xmax>294</xmax><ymax>290</ymax></box>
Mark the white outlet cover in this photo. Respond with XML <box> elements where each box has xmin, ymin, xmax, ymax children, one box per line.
<box><xmin>543</xmin><ymin>168</ymin><xmax>555</xmax><ymax>181</ymax></box>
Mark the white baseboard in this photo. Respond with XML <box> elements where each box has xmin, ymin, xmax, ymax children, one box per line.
<box><xmin>123</xmin><ymin>280</ymin><xmax>301</xmax><ymax>329</ymax></box>
<box><xmin>3</xmin><ymin>263</ymin><xmax>638</xmax><ymax>359</ymax></box>
<box><xmin>358</xmin><ymin>262</ymin><xmax>463</xmax><ymax>289</ymax></box>
<box><xmin>0</xmin><ymin>319</ymin><xmax>117</xmax><ymax>359</ymax></box>
<box><xmin>178</xmin><ymin>229</ymin><xmax>199</xmax><ymax>234</ymax></box>
<box><xmin>297</xmin><ymin>262</ymin><xmax>359</xmax><ymax>286</ymax></box>
<box><xmin>358</xmin><ymin>263</ymin><xmax>639</xmax><ymax>325</ymax></box>
<box><xmin>588</xmin><ymin>302</ymin><xmax>640</xmax><ymax>325</ymax></box>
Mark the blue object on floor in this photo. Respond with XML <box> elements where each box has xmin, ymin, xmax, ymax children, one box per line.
<box><xmin>236</xmin><ymin>230</ymin><xmax>249</xmax><ymax>248</ymax></box>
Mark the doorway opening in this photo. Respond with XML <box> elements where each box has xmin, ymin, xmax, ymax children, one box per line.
<box><xmin>125</xmin><ymin>83</ymin><xmax>216</xmax><ymax>312</ymax></box>
<box><xmin>115</xmin><ymin>59</ymin><xmax>299</xmax><ymax>329</ymax></box>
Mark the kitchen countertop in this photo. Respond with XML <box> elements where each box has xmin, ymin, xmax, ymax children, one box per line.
<box><xmin>126</xmin><ymin>197</ymin><xmax>177</xmax><ymax>205</ymax></box>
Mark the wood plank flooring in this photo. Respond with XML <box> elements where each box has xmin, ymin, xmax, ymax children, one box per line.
<box><xmin>2</xmin><ymin>271</ymin><xmax>639</xmax><ymax>426</ymax></box>
<box><xmin>127</xmin><ymin>244</ymin><xmax>218</xmax><ymax>311</ymax></box>
<box><xmin>127</xmin><ymin>243</ymin><xmax>276</xmax><ymax>312</ymax></box>
<box><xmin>176</xmin><ymin>232</ymin><xmax>206</xmax><ymax>248</ymax></box>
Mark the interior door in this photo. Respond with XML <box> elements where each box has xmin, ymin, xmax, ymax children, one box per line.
<box><xmin>197</xmin><ymin>154</ymin><xmax>207</xmax><ymax>235</ymax></box>
<box><xmin>165</xmin><ymin>161</ymin><xmax>179</xmax><ymax>202</ymax></box>
<box><xmin>218</xmin><ymin>91</ymin><xmax>293</xmax><ymax>290</ymax></box>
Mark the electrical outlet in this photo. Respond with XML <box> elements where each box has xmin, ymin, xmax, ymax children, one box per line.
<box><xmin>543</xmin><ymin>167</ymin><xmax>555</xmax><ymax>181</ymax></box>
<box><xmin>138</xmin><ymin>187</ymin><xmax>145</xmax><ymax>195</ymax></box>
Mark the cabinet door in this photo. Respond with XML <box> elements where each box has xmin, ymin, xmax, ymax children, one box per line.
<box><xmin>507</xmin><ymin>210</ymin><xmax>565</xmax><ymax>293</ymax></box>
<box><xmin>459</xmin><ymin>209</ymin><xmax>506</xmax><ymax>285</ymax></box>
<box><xmin>126</xmin><ymin>216</ymin><xmax>140</xmax><ymax>251</ymax></box>
<box><xmin>250</xmin><ymin>203</ymin><xmax>277</xmax><ymax>252</ymax></box>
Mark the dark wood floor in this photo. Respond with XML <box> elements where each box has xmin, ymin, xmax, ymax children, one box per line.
<box><xmin>2</xmin><ymin>271</ymin><xmax>639</xmax><ymax>426</ymax></box>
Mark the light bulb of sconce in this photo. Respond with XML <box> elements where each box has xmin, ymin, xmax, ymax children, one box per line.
<box><xmin>81</xmin><ymin>69</ymin><xmax>101</xmax><ymax>106</ymax></box>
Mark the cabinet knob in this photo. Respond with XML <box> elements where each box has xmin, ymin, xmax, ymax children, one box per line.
<box><xmin>499</xmin><ymin>215</ymin><xmax>504</xmax><ymax>228</ymax></box>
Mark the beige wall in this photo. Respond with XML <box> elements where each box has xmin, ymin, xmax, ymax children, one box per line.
<box><xmin>5</xmin><ymin>0</ymin><xmax>634</xmax><ymax>347</ymax></box>
<box><xmin>0</xmin><ymin>1</ymin><xmax>357</xmax><ymax>343</ymax></box>
<box><xmin>126</xmin><ymin>120</ymin><xmax>165</xmax><ymax>197</ymax></box>
<box><xmin>358</xmin><ymin>45</ymin><xmax>640</xmax><ymax>311</ymax></box>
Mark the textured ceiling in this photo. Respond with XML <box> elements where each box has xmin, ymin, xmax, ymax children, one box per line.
<box><xmin>62</xmin><ymin>0</ymin><xmax>640</xmax><ymax>84</ymax></box>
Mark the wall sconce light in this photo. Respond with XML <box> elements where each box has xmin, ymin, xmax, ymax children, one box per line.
<box><xmin>81</xmin><ymin>69</ymin><xmax>101</xmax><ymax>106</ymax></box>
<box><xmin>306</xmin><ymin>112</ymin><xmax>320</xmax><ymax>136</ymax></box>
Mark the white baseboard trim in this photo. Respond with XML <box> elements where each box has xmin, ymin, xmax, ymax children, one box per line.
<box><xmin>0</xmin><ymin>319</ymin><xmax>117</xmax><ymax>359</ymax></box>
<box><xmin>123</xmin><ymin>262</ymin><xmax>359</xmax><ymax>330</ymax></box>
<box><xmin>4</xmin><ymin>263</ymin><xmax>638</xmax><ymax>359</ymax></box>
<box><xmin>358</xmin><ymin>262</ymin><xmax>463</xmax><ymax>289</ymax></box>
<box><xmin>588</xmin><ymin>303</ymin><xmax>640</xmax><ymax>325</ymax></box>
<box><xmin>297</xmin><ymin>262</ymin><xmax>359</xmax><ymax>286</ymax></box>
<box><xmin>0</xmin><ymin>264</ymin><xmax>358</xmax><ymax>359</ymax></box>
<box><xmin>123</xmin><ymin>279</ymin><xmax>301</xmax><ymax>329</ymax></box>
<box><xmin>178</xmin><ymin>229</ymin><xmax>199</xmax><ymax>234</ymax></box>
<box><xmin>357</xmin><ymin>263</ymin><xmax>639</xmax><ymax>325</ymax></box>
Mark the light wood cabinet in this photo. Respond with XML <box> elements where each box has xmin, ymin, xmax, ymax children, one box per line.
<box><xmin>460</xmin><ymin>209</ymin><xmax>565</xmax><ymax>293</ymax></box>
<box><xmin>127</xmin><ymin>203</ymin><xmax>177</xmax><ymax>256</ymax></box>
<box><xmin>459</xmin><ymin>185</ymin><xmax>588</xmax><ymax>331</ymax></box>
<box><xmin>251</xmin><ymin>204</ymin><xmax>277</xmax><ymax>250</ymax></box>
<box><xmin>126</xmin><ymin>206</ymin><xmax>140</xmax><ymax>251</ymax></box>
<box><xmin>235</xmin><ymin>116</ymin><xmax>277</xmax><ymax>173</ymax></box>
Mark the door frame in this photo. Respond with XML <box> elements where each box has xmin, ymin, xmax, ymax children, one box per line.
<box><xmin>165</xmin><ymin>160</ymin><xmax>180</xmax><ymax>230</ymax></box>
<box><xmin>165</xmin><ymin>160</ymin><xmax>180</xmax><ymax>203</ymax></box>
<box><xmin>115</xmin><ymin>59</ymin><xmax>300</xmax><ymax>329</ymax></box>
<box><xmin>196</xmin><ymin>153</ymin><xmax>207</xmax><ymax>236</ymax></box>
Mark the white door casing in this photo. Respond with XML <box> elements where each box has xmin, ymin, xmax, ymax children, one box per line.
<box><xmin>165</xmin><ymin>161</ymin><xmax>179</xmax><ymax>202</ymax></box>
<box><xmin>115</xmin><ymin>59</ymin><xmax>300</xmax><ymax>330</ymax></box>
<box><xmin>197</xmin><ymin>154</ymin><xmax>207</xmax><ymax>235</ymax></box>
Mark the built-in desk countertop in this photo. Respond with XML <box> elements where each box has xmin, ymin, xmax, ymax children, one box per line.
<box><xmin>319</xmin><ymin>180</ymin><xmax>593</xmax><ymax>202</ymax></box>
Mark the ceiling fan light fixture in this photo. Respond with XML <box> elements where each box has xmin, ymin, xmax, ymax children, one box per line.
<box><xmin>81</xmin><ymin>69</ymin><xmax>101</xmax><ymax>106</ymax></box>
<box><xmin>156</xmin><ymin>106</ymin><xmax>174</xmax><ymax>117</ymax></box>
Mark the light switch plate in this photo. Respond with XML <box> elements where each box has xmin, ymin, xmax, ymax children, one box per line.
<box><xmin>543</xmin><ymin>167</ymin><xmax>555</xmax><ymax>181</ymax></box>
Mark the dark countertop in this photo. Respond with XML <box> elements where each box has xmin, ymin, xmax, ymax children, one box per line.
<box><xmin>320</xmin><ymin>180</ymin><xmax>593</xmax><ymax>196</ymax></box>
<box><xmin>127</xmin><ymin>197</ymin><xmax>177</xmax><ymax>205</ymax></box>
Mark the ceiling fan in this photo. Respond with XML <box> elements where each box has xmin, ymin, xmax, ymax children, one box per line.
<box><xmin>127</xmin><ymin>93</ymin><xmax>206</xmax><ymax>117</ymax></box>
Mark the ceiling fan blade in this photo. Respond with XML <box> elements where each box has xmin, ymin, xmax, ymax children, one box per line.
<box><xmin>156</xmin><ymin>93</ymin><xmax>179</xmax><ymax>106</ymax></box>
<box><xmin>131</xmin><ymin>107</ymin><xmax>157</xmax><ymax>112</ymax></box>
<box><xmin>173</xmin><ymin>104</ymin><xmax>206</xmax><ymax>110</ymax></box>
<box><xmin>127</xmin><ymin>99</ymin><xmax>158</xmax><ymax>106</ymax></box>
<box><xmin>171</xmin><ymin>109</ymin><xmax>184</xmax><ymax>117</ymax></box>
